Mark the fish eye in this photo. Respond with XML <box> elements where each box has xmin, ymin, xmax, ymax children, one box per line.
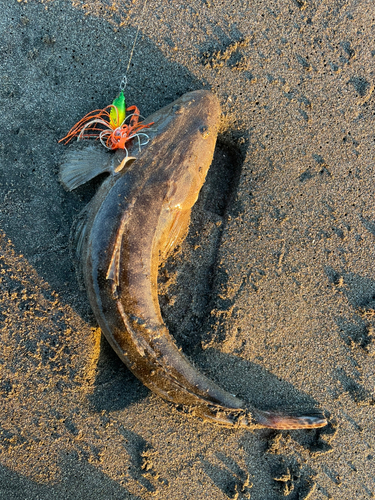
<box><xmin>199</xmin><ymin>125</ymin><xmax>209</xmax><ymax>139</ymax></box>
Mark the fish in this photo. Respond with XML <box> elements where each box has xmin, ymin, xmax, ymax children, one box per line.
<box><xmin>60</xmin><ymin>90</ymin><xmax>327</xmax><ymax>429</ymax></box>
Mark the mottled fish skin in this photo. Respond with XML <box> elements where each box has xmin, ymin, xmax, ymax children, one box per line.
<box><xmin>76</xmin><ymin>90</ymin><xmax>327</xmax><ymax>429</ymax></box>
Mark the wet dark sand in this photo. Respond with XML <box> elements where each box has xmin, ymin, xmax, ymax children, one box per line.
<box><xmin>1</xmin><ymin>0</ymin><xmax>374</xmax><ymax>498</ymax></box>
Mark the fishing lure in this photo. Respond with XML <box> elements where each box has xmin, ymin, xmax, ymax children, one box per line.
<box><xmin>59</xmin><ymin>91</ymin><xmax>153</xmax><ymax>154</ymax></box>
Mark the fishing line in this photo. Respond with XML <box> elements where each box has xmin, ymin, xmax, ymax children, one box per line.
<box><xmin>120</xmin><ymin>0</ymin><xmax>149</xmax><ymax>92</ymax></box>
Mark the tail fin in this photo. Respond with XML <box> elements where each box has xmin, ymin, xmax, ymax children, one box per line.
<box><xmin>253</xmin><ymin>408</ymin><xmax>327</xmax><ymax>429</ymax></box>
<box><xmin>181</xmin><ymin>404</ymin><xmax>327</xmax><ymax>430</ymax></box>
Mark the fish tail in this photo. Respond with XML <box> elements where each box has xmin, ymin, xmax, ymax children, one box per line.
<box><xmin>253</xmin><ymin>408</ymin><xmax>327</xmax><ymax>429</ymax></box>
<box><xmin>185</xmin><ymin>404</ymin><xmax>327</xmax><ymax>430</ymax></box>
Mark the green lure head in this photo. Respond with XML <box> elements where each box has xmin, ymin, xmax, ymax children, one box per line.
<box><xmin>110</xmin><ymin>91</ymin><xmax>126</xmax><ymax>128</ymax></box>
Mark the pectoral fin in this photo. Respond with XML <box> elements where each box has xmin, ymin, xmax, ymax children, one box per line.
<box><xmin>59</xmin><ymin>145</ymin><xmax>115</xmax><ymax>191</ymax></box>
<box><xmin>160</xmin><ymin>209</ymin><xmax>192</xmax><ymax>262</ymax></box>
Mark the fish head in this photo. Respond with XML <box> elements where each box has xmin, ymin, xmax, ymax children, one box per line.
<box><xmin>156</xmin><ymin>90</ymin><xmax>222</xmax><ymax>211</ymax></box>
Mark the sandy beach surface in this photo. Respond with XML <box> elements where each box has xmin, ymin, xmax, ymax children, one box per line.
<box><xmin>1</xmin><ymin>0</ymin><xmax>375</xmax><ymax>498</ymax></box>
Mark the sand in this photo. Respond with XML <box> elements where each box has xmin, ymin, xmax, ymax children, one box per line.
<box><xmin>0</xmin><ymin>0</ymin><xmax>374</xmax><ymax>498</ymax></box>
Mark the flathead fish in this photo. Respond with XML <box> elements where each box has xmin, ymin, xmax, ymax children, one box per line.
<box><xmin>60</xmin><ymin>90</ymin><xmax>327</xmax><ymax>429</ymax></box>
